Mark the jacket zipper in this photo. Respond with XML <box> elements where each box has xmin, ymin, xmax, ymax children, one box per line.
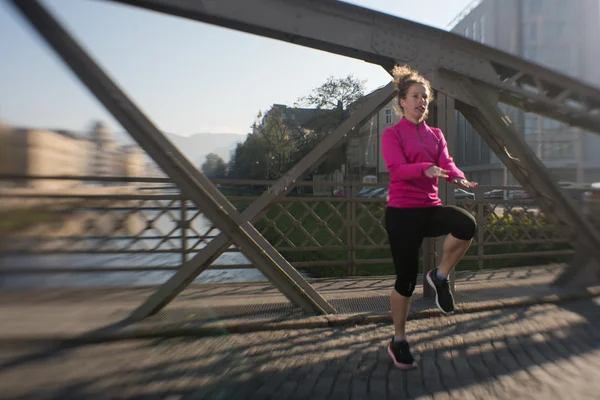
<box><xmin>416</xmin><ymin>122</ymin><xmax>436</xmax><ymax>166</ymax></box>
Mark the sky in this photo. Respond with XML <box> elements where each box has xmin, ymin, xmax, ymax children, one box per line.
<box><xmin>0</xmin><ymin>0</ymin><xmax>475</xmax><ymax>137</ymax></box>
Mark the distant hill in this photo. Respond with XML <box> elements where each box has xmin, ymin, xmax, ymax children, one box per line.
<box><xmin>112</xmin><ymin>131</ymin><xmax>246</xmax><ymax>166</ymax></box>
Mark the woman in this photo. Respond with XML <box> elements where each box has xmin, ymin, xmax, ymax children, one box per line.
<box><xmin>382</xmin><ymin>65</ymin><xmax>478</xmax><ymax>370</ymax></box>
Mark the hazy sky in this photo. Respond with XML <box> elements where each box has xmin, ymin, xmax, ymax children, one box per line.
<box><xmin>0</xmin><ymin>0</ymin><xmax>474</xmax><ymax>136</ymax></box>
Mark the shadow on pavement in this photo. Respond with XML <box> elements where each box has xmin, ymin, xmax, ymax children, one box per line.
<box><xmin>1</xmin><ymin>297</ymin><xmax>599</xmax><ymax>399</ymax></box>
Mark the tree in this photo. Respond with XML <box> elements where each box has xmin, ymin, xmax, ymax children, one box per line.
<box><xmin>227</xmin><ymin>107</ymin><xmax>299</xmax><ymax>180</ymax></box>
<box><xmin>296</xmin><ymin>74</ymin><xmax>366</xmax><ymax>119</ymax></box>
<box><xmin>256</xmin><ymin>107</ymin><xmax>297</xmax><ymax>180</ymax></box>
<box><xmin>295</xmin><ymin>74</ymin><xmax>367</xmax><ymax>174</ymax></box>
<box><xmin>228</xmin><ymin>74</ymin><xmax>368</xmax><ymax>180</ymax></box>
<box><xmin>228</xmin><ymin>134</ymin><xmax>269</xmax><ymax>180</ymax></box>
<box><xmin>201</xmin><ymin>153</ymin><xmax>227</xmax><ymax>179</ymax></box>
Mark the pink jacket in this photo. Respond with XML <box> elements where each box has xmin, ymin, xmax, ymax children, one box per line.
<box><xmin>382</xmin><ymin>118</ymin><xmax>465</xmax><ymax>208</ymax></box>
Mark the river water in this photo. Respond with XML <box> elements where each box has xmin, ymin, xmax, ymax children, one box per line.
<box><xmin>0</xmin><ymin>209</ymin><xmax>278</xmax><ymax>288</ymax></box>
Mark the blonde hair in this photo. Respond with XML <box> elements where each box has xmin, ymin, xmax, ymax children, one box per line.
<box><xmin>392</xmin><ymin>65</ymin><xmax>433</xmax><ymax>119</ymax></box>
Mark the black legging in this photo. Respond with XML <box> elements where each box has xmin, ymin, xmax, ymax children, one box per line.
<box><xmin>384</xmin><ymin>205</ymin><xmax>477</xmax><ymax>297</ymax></box>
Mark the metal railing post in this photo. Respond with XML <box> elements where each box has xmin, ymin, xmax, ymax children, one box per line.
<box><xmin>475</xmin><ymin>187</ymin><xmax>485</xmax><ymax>271</ymax></box>
<box><xmin>422</xmin><ymin>238</ymin><xmax>436</xmax><ymax>298</ymax></box>
<box><xmin>180</xmin><ymin>198</ymin><xmax>188</xmax><ymax>265</ymax></box>
<box><xmin>347</xmin><ymin>183</ymin><xmax>357</xmax><ymax>276</ymax></box>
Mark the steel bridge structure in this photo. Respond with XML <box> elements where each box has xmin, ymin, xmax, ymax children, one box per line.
<box><xmin>8</xmin><ymin>0</ymin><xmax>600</xmax><ymax>322</ymax></box>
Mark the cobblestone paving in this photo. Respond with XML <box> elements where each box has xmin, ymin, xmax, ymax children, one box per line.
<box><xmin>1</xmin><ymin>298</ymin><xmax>600</xmax><ymax>399</ymax></box>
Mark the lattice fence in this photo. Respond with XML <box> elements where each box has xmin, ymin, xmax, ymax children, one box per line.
<box><xmin>0</xmin><ymin>178</ymin><xmax>586</xmax><ymax>279</ymax></box>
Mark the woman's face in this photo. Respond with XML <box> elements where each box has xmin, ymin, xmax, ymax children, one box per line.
<box><xmin>400</xmin><ymin>83</ymin><xmax>429</xmax><ymax>123</ymax></box>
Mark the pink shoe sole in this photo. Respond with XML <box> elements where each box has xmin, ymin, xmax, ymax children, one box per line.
<box><xmin>387</xmin><ymin>345</ymin><xmax>418</xmax><ymax>370</ymax></box>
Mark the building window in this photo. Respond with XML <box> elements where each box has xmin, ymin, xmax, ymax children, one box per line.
<box><xmin>472</xmin><ymin>21</ymin><xmax>477</xmax><ymax>41</ymax></box>
<box><xmin>465</xmin><ymin>26</ymin><xmax>469</xmax><ymax>37</ymax></box>
<box><xmin>385</xmin><ymin>109</ymin><xmax>392</xmax><ymax>124</ymax></box>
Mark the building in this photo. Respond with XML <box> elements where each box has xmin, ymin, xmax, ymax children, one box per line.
<box><xmin>265</xmin><ymin>90</ymin><xmax>401</xmax><ymax>183</ymax></box>
<box><xmin>346</xmin><ymin>87</ymin><xmax>400</xmax><ymax>181</ymax></box>
<box><xmin>450</xmin><ymin>0</ymin><xmax>600</xmax><ymax>185</ymax></box>
<box><xmin>89</xmin><ymin>121</ymin><xmax>121</xmax><ymax>178</ymax></box>
<box><xmin>1</xmin><ymin>127</ymin><xmax>92</xmax><ymax>189</ymax></box>
<box><xmin>265</xmin><ymin>100</ymin><xmax>401</xmax><ymax>184</ymax></box>
<box><xmin>0</xmin><ymin>121</ymin><xmax>15</xmax><ymax>187</ymax></box>
<box><xmin>119</xmin><ymin>144</ymin><xmax>147</xmax><ymax>180</ymax></box>
<box><xmin>0</xmin><ymin>120</ymin><xmax>149</xmax><ymax>189</ymax></box>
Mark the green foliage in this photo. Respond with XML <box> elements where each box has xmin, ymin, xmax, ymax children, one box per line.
<box><xmin>459</xmin><ymin>206</ymin><xmax>572</xmax><ymax>270</ymax></box>
<box><xmin>228</xmin><ymin>74</ymin><xmax>367</xmax><ymax>179</ymax></box>
<box><xmin>293</xmin><ymin>74</ymin><xmax>367</xmax><ymax>175</ymax></box>
<box><xmin>0</xmin><ymin>208</ymin><xmax>59</xmax><ymax>234</ymax></box>
<box><xmin>243</xmin><ymin>200</ymin><xmax>573</xmax><ymax>277</ymax></box>
<box><xmin>228</xmin><ymin>134</ymin><xmax>269</xmax><ymax>180</ymax></box>
<box><xmin>256</xmin><ymin>108</ymin><xmax>298</xmax><ymax>180</ymax></box>
<box><xmin>295</xmin><ymin>74</ymin><xmax>367</xmax><ymax>113</ymax></box>
<box><xmin>253</xmin><ymin>201</ymin><xmax>350</xmax><ymax>272</ymax></box>
<box><xmin>201</xmin><ymin>153</ymin><xmax>227</xmax><ymax>178</ymax></box>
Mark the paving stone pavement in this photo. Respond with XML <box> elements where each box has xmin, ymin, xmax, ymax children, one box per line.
<box><xmin>1</xmin><ymin>298</ymin><xmax>600</xmax><ymax>399</ymax></box>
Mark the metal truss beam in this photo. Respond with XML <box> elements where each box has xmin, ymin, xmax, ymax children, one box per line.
<box><xmin>130</xmin><ymin>83</ymin><xmax>396</xmax><ymax>319</ymax></box>
<box><xmin>426</xmin><ymin>93</ymin><xmax>458</xmax><ymax>296</ymax></box>
<box><xmin>110</xmin><ymin>0</ymin><xmax>600</xmax><ymax>135</ymax></box>
<box><xmin>104</xmin><ymin>0</ymin><xmax>600</xmax><ymax>288</ymax></box>
<box><xmin>454</xmin><ymin>77</ymin><xmax>600</xmax><ymax>286</ymax></box>
<box><xmin>12</xmin><ymin>0</ymin><xmax>600</xmax><ymax>323</ymax></box>
<box><xmin>101</xmin><ymin>0</ymin><xmax>600</xmax><ymax>288</ymax></box>
<box><xmin>11</xmin><ymin>0</ymin><xmax>337</xmax><ymax>316</ymax></box>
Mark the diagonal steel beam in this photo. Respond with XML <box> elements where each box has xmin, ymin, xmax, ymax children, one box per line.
<box><xmin>11</xmin><ymin>0</ymin><xmax>336</xmax><ymax>315</ymax></box>
<box><xmin>454</xmin><ymin>77</ymin><xmax>600</xmax><ymax>285</ymax></box>
<box><xmin>108</xmin><ymin>0</ymin><xmax>600</xmax><ymax>135</ymax></box>
<box><xmin>129</xmin><ymin>84</ymin><xmax>397</xmax><ymax>319</ymax></box>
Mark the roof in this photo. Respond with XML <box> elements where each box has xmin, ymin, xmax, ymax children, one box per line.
<box><xmin>271</xmin><ymin>104</ymin><xmax>337</xmax><ymax>129</ymax></box>
<box><xmin>272</xmin><ymin>104</ymin><xmax>322</xmax><ymax>126</ymax></box>
<box><xmin>267</xmin><ymin>84</ymin><xmax>389</xmax><ymax>130</ymax></box>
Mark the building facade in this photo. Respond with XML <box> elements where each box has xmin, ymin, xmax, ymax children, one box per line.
<box><xmin>450</xmin><ymin>0</ymin><xmax>600</xmax><ymax>185</ymax></box>
<box><xmin>119</xmin><ymin>144</ymin><xmax>147</xmax><ymax>179</ymax></box>
<box><xmin>89</xmin><ymin>121</ymin><xmax>121</xmax><ymax>178</ymax></box>
<box><xmin>346</xmin><ymin>87</ymin><xmax>401</xmax><ymax>182</ymax></box>
<box><xmin>0</xmin><ymin>120</ymin><xmax>148</xmax><ymax>189</ymax></box>
<box><xmin>4</xmin><ymin>127</ymin><xmax>92</xmax><ymax>189</ymax></box>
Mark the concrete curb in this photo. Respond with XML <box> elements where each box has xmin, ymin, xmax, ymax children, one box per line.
<box><xmin>2</xmin><ymin>287</ymin><xmax>599</xmax><ymax>346</ymax></box>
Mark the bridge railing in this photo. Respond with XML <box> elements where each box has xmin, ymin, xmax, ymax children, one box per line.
<box><xmin>0</xmin><ymin>175</ymin><xmax>589</xmax><ymax>281</ymax></box>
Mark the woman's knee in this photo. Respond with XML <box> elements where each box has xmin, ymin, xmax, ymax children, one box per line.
<box><xmin>453</xmin><ymin>210</ymin><xmax>477</xmax><ymax>240</ymax></box>
<box><xmin>441</xmin><ymin>206</ymin><xmax>477</xmax><ymax>240</ymax></box>
<box><xmin>394</xmin><ymin>275</ymin><xmax>417</xmax><ymax>297</ymax></box>
<box><xmin>390</xmin><ymin>245</ymin><xmax>420</xmax><ymax>297</ymax></box>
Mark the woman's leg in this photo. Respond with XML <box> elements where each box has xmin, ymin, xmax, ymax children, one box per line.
<box><xmin>385</xmin><ymin>207</ymin><xmax>424</xmax><ymax>368</ymax></box>
<box><xmin>438</xmin><ymin>233</ymin><xmax>472</xmax><ymax>277</ymax></box>
<box><xmin>425</xmin><ymin>206</ymin><xmax>477</xmax><ymax>314</ymax></box>
<box><xmin>390</xmin><ymin>288</ymin><xmax>412</xmax><ymax>339</ymax></box>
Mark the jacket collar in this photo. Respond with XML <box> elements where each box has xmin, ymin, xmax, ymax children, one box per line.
<box><xmin>399</xmin><ymin>117</ymin><xmax>427</xmax><ymax>129</ymax></box>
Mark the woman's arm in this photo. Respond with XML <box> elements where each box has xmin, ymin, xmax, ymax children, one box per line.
<box><xmin>436</xmin><ymin>130</ymin><xmax>466</xmax><ymax>182</ymax></box>
<box><xmin>382</xmin><ymin>128</ymin><xmax>433</xmax><ymax>180</ymax></box>
<box><xmin>436</xmin><ymin>129</ymin><xmax>479</xmax><ymax>188</ymax></box>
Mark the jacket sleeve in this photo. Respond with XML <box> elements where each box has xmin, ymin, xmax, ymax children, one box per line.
<box><xmin>382</xmin><ymin>127</ymin><xmax>433</xmax><ymax>180</ymax></box>
<box><xmin>436</xmin><ymin>129</ymin><xmax>466</xmax><ymax>182</ymax></box>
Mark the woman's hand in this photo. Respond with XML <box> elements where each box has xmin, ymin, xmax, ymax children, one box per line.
<box><xmin>452</xmin><ymin>178</ymin><xmax>479</xmax><ymax>189</ymax></box>
<box><xmin>425</xmin><ymin>165</ymin><xmax>449</xmax><ymax>179</ymax></box>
